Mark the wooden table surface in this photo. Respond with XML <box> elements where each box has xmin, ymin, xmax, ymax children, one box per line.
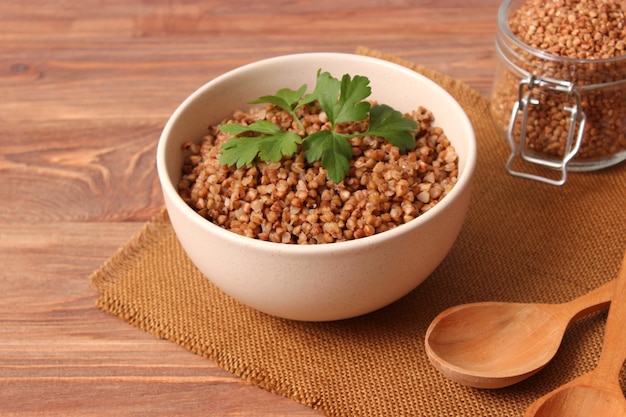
<box><xmin>1</xmin><ymin>0</ymin><xmax>502</xmax><ymax>415</ymax></box>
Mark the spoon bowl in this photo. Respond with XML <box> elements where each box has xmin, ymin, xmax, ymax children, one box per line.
<box><xmin>527</xmin><ymin>383</ymin><xmax>626</xmax><ymax>417</ymax></box>
<box><xmin>425</xmin><ymin>280</ymin><xmax>615</xmax><ymax>389</ymax></box>
<box><xmin>525</xmin><ymin>249</ymin><xmax>626</xmax><ymax>417</ymax></box>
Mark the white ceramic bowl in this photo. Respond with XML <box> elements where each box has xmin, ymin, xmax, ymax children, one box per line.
<box><xmin>157</xmin><ymin>53</ymin><xmax>476</xmax><ymax>321</ymax></box>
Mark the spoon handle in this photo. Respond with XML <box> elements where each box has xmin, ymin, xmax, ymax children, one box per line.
<box><xmin>563</xmin><ymin>279</ymin><xmax>615</xmax><ymax>322</ymax></box>
<box><xmin>595</xmin><ymin>250</ymin><xmax>626</xmax><ymax>382</ymax></box>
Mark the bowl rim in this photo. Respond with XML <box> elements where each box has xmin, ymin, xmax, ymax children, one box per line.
<box><xmin>157</xmin><ymin>52</ymin><xmax>477</xmax><ymax>255</ymax></box>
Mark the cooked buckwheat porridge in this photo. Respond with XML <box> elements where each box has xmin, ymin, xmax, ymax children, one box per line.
<box><xmin>178</xmin><ymin>102</ymin><xmax>458</xmax><ymax>244</ymax></box>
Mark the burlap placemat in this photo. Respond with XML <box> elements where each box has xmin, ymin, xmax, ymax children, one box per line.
<box><xmin>90</xmin><ymin>47</ymin><xmax>626</xmax><ymax>417</ymax></box>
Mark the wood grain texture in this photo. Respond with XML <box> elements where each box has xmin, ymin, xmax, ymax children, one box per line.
<box><xmin>0</xmin><ymin>0</ymin><xmax>502</xmax><ymax>414</ymax></box>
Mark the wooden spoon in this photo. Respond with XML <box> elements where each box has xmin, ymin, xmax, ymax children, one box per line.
<box><xmin>524</xmin><ymin>250</ymin><xmax>626</xmax><ymax>417</ymax></box>
<box><xmin>425</xmin><ymin>278</ymin><xmax>615</xmax><ymax>389</ymax></box>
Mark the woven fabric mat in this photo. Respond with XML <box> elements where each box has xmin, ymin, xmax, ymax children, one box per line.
<box><xmin>90</xmin><ymin>47</ymin><xmax>626</xmax><ymax>417</ymax></box>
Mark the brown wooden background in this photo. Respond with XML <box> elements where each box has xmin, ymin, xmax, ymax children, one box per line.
<box><xmin>1</xmin><ymin>1</ymin><xmax>502</xmax><ymax>415</ymax></box>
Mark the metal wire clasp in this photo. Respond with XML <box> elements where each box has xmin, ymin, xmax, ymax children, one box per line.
<box><xmin>506</xmin><ymin>75</ymin><xmax>586</xmax><ymax>186</ymax></box>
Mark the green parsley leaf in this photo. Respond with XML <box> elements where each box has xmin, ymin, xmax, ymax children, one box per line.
<box><xmin>250</xmin><ymin>84</ymin><xmax>307</xmax><ymax>112</ymax></box>
<box><xmin>303</xmin><ymin>130</ymin><xmax>353</xmax><ymax>184</ymax></box>
<box><xmin>335</xmin><ymin>74</ymin><xmax>371</xmax><ymax>124</ymax></box>
<box><xmin>217</xmin><ymin>69</ymin><xmax>419</xmax><ymax>184</ymax></box>
<box><xmin>218</xmin><ymin>136</ymin><xmax>260</xmax><ymax>168</ymax></box>
<box><xmin>249</xmin><ymin>85</ymin><xmax>308</xmax><ymax>132</ymax></box>
<box><xmin>308</xmin><ymin>71</ymin><xmax>339</xmax><ymax>122</ymax></box>
<box><xmin>219</xmin><ymin>121</ymin><xmax>302</xmax><ymax>168</ymax></box>
<box><xmin>313</xmin><ymin>72</ymin><xmax>371</xmax><ymax>125</ymax></box>
<box><xmin>257</xmin><ymin>132</ymin><xmax>302</xmax><ymax>163</ymax></box>
<box><xmin>367</xmin><ymin>104</ymin><xmax>418</xmax><ymax>152</ymax></box>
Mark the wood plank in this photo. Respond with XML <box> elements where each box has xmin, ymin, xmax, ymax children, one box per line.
<box><xmin>0</xmin><ymin>223</ymin><xmax>319</xmax><ymax>415</ymax></box>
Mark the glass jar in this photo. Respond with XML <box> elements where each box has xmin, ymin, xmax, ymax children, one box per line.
<box><xmin>490</xmin><ymin>0</ymin><xmax>626</xmax><ymax>185</ymax></box>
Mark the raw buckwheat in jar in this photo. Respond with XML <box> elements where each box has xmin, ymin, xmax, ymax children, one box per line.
<box><xmin>490</xmin><ymin>0</ymin><xmax>626</xmax><ymax>185</ymax></box>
